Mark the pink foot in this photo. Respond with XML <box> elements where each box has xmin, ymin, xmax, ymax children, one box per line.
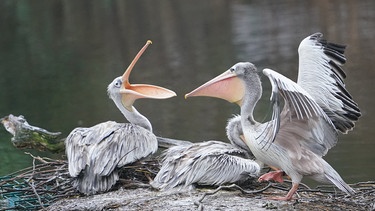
<box><xmin>258</xmin><ymin>170</ymin><xmax>285</xmax><ymax>183</ymax></box>
<box><xmin>266</xmin><ymin>183</ymin><xmax>299</xmax><ymax>201</ymax></box>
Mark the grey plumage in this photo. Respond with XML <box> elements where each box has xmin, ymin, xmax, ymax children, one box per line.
<box><xmin>66</xmin><ymin>121</ymin><xmax>157</xmax><ymax>195</ymax></box>
<box><xmin>151</xmin><ymin>115</ymin><xmax>260</xmax><ymax>190</ymax></box>
<box><xmin>65</xmin><ymin>41</ymin><xmax>175</xmax><ymax>195</ymax></box>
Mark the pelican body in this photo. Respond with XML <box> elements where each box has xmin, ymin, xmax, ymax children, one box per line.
<box><xmin>65</xmin><ymin>41</ymin><xmax>176</xmax><ymax>195</ymax></box>
<box><xmin>186</xmin><ymin>33</ymin><xmax>360</xmax><ymax>200</ymax></box>
<box><xmin>151</xmin><ymin>115</ymin><xmax>260</xmax><ymax>190</ymax></box>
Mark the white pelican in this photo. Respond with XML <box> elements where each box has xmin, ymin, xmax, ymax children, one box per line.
<box><xmin>65</xmin><ymin>41</ymin><xmax>176</xmax><ymax>195</ymax></box>
<box><xmin>151</xmin><ymin>115</ymin><xmax>260</xmax><ymax>190</ymax></box>
<box><xmin>186</xmin><ymin>33</ymin><xmax>361</xmax><ymax>200</ymax></box>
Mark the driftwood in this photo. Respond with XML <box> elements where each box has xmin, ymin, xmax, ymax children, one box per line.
<box><xmin>0</xmin><ymin>114</ymin><xmax>192</xmax><ymax>153</ymax></box>
<box><xmin>1</xmin><ymin>115</ymin><xmax>64</xmax><ymax>153</ymax></box>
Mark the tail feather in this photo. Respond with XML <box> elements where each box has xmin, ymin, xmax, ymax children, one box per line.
<box><xmin>325</xmin><ymin>173</ymin><xmax>355</xmax><ymax>195</ymax></box>
<box><xmin>322</xmin><ymin>161</ymin><xmax>355</xmax><ymax>195</ymax></box>
<box><xmin>73</xmin><ymin>168</ymin><xmax>119</xmax><ymax>195</ymax></box>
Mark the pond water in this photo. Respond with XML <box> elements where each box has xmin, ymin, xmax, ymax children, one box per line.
<box><xmin>0</xmin><ymin>0</ymin><xmax>374</xmax><ymax>186</ymax></box>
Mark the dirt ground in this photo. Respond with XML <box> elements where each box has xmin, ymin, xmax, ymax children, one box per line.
<box><xmin>47</xmin><ymin>181</ymin><xmax>375</xmax><ymax>211</ymax></box>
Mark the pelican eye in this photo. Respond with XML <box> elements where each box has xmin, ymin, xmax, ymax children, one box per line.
<box><xmin>114</xmin><ymin>80</ymin><xmax>122</xmax><ymax>88</ymax></box>
<box><xmin>230</xmin><ymin>67</ymin><xmax>235</xmax><ymax>72</ymax></box>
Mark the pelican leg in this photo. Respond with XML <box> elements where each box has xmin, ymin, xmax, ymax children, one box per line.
<box><xmin>258</xmin><ymin>170</ymin><xmax>285</xmax><ymax>183</ymax></box>
<box><xmin>268</xmin><ymin>183</ymin><xmax>299</xmax><ymax>201</ymax></box>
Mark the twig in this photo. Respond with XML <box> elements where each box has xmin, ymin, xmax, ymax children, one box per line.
<box><xmin>352</xmin><ymin>181</ymin><xmax>375</xmax><ymax>185</ymax></box>
<box><xmin>119</xmin><ymin>179</ymin><xmax>151</xmax><ymax>189</ymax></box>
<box><xmin>192</xmin><ymin>191</ymin><xmax>204</xmax><ymax>211</ymax></box>
<box><xmin>195</xmin><ymin>182</ymin><xmax>273</xmax><ymax>207</ymax></box>
<box><xmin>26</xmin><ymin>180</ymin><xmax>45</xmax><ymax>209</ymax></box>
<box><xmin>0</xmin><ymin>153</ymin><xmax>78</xmax><ymax>210</ymax></box>
<box><xmin>25</xmin><ymin>152</ymin><xmax>49</xmax><ymax>164</ymax></box>
<box><xmin>24</xmin><ymin>153</ymin><xmax>46</xmax><ymax>209</ymax></box>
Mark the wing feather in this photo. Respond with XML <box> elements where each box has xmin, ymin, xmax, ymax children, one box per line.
<box><xmin>91</xmin><ymin>123</ymin><xmax>157</xmax><ymax>176</ymax></box>
<box><xmin>65</xmin><ymin>127</ymin><xmax>91</xmax><ymax>177</ymax></box>
<box><xmin>261</xmin><ymin>68</ymin><xmax>337</xmax><ymax>156</ymax></box>
<box><xmin>152</xmin><ymin>141</ymin><xmax>260</xmax><ymax>190</ymax></box>
<box><xmin>297</xmin><ymin>32</ymin><xmax>361</xmax><ymax>133</ymax></box>
<box><xmin>65</xmin><ymin>121</ymin><xmax>157</xmax><ymax>178</ymax></box>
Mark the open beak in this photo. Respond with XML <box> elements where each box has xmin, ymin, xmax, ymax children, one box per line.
<box><xmin>120</xmin><ymin>40</ymin><xmax>176</xmax><ymax>109</ymax></box>
<box><xmin>185</xmin><ymin>69</ymin><xmax>245</xmax><ymax>105</ymax></box>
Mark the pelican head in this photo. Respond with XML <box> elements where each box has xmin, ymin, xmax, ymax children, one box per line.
<box><xmin>108</xmin><ymin>40</ymin><xmax>176</xmax><ymax>112</ymax></box>
<box><xmin>185</xmin><ymin>62</ymin><xmax>261</xmax><ymax>107</ymax></box>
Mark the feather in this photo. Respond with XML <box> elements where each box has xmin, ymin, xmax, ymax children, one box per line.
<box><xmin>297</xmin><ymin>32</ymin><xmax>361</xmax><ymax>133</ymax></box>
<box><xmin>65</xmin><ymin>121</ymin><xmax>157</xmax><ymax>195</ymax></box>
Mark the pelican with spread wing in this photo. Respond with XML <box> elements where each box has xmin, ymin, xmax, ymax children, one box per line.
<box><xmin>65</xmin><ymin>41</ymin><xmax>176</xmax><ymax>195</ymax></box>
<box><xmin>186</xmin><ymin>33</ymin><xmax>360</xmax><ymax>200</ymax></box>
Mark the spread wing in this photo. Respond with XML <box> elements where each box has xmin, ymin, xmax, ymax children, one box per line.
<box><xmin>259</xmin><ymin>69</ymin><xmax>338</xmax><ymax>157</ymax></box>
<box><xmin>297</xmin><ymin>32</ymin><xmax>361</xmax><ymax>133</ymax></box>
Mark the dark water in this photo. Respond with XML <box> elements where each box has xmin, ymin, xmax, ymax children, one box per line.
<box><xmin>0</xmin><ymin>0</ymin><xmax>374</xmax><ymax>185</ymax></box>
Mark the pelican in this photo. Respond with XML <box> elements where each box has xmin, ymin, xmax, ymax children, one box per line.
<box><xmin>65</xmin><ymin>40</ymin><xmax>176</xmax><ymax>195</ymax></box>
<box><xmin>186</xmin><ymin>33</ymin><xmax>361</xmax><ymax>200</ymax></box>
<box><xmin>151</xmin><ymin>115</ymin><xmax>260</xmax><ymax>190</ymax></box>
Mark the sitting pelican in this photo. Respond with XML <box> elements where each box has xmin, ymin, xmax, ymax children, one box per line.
<box><xmin>65</xmin><ymin>41</ymin><xmax>176</xmax><ymax>195</ymax></box>
<box><xmin>151</xmin><ymin>115</ymin><xmax>260</xmax><ymax>190</ymax></box>
<box><xmin>186</xmin><ymin>33</ymin><xmax>360</xmax><ymax>200</ymax></box>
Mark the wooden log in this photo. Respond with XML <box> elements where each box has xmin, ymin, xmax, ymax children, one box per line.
<box><xmin>1</xmin><ymin>114</ymin><xmax>64</xmax><ymax>153</ymax></box>
<box><xmin>0</xmin><ymin>114</ymin><xmax>192</xmax><ymax>153</ymax></box>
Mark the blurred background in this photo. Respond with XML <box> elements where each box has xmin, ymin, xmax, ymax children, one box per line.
<box><xmin>0</xmin><ymin>0</ymin><xmax>374</xmax><ymax>186</ymax></box>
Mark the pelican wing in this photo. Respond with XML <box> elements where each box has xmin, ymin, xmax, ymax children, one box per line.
<box><xmin>297</xmin><ymin>33</ymin><xmax>361</xmax><ymax>133</ymax></box>
<box><xmin>65</xmin><ymin>127</ymin><xmax>90</xmax><ymax>177</ymax></box>
<box><xmin>184</xmin><ymin>151</ymin><xmax>260</xmax><ymax>186</ymax></box>
<box><xmin>152</xmin><ymin>141</ymin><xmax>260</xmax><ymax>190</ymax></box>
<box><xmin>65</xmin><ymin>121</ymin><xmax>157</xmax><ymax>177</ymax></box>
<box><xmin>90</xmin><ymin>122</ymin><xmax>158</xmax><ymax>176</ymax></box>
<box><xmin>65</xmin><ymin>122</ymin><xmax>122</xmax><ymax>177</ymax></box>
<box><xmin>261</xmin><ymin>69</ymin><xmax>338</xmax><ymax>156</ymax></box>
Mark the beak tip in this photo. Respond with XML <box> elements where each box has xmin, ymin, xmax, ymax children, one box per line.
<box><xmin>166</xmin><ymin>90</ymin><xmax>177</xmax><ymax>98</ymax></box>
<box><xmin>147</xmin><ymin>40</ymin><xmax>153</xmax><ymax>45</ymax></box>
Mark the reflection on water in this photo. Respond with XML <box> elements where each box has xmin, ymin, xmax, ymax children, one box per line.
<box><xmin>0</xmin><ymin>0</ymin><xmax>374</xmax><ymax>185</ymax></box>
